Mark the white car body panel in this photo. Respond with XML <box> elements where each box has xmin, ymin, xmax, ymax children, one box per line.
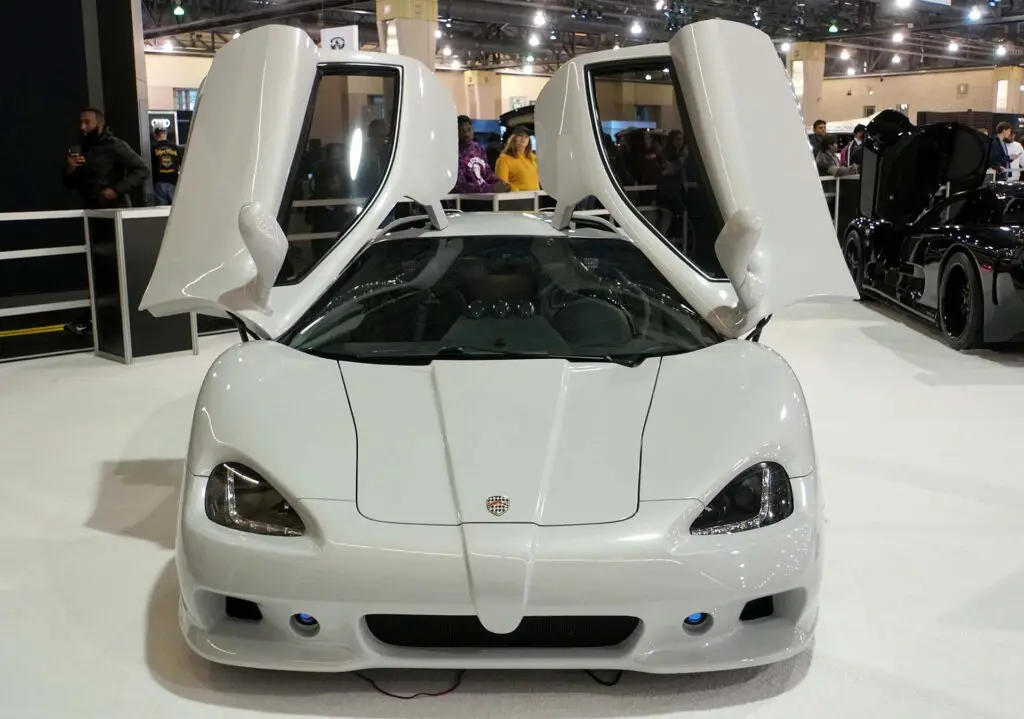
<box><xmin>154</xmin><ymin>19</ymin><xmax>832</xmax><ymax>673</ymax></box>
<box><xmin>344</xmin><ymin>359</ymin><xmax>658</xmax><ymax>526</ymax></box>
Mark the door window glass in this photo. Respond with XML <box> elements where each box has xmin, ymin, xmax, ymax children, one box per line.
<box><xmin>588</xmin><ymin>61</ymin><xmax>725</xmax><ymax>279</ymax></box>
<box><xmin>277</xmin><ymin>67</ymin><xmax>400</xmax><ymax>285</ymax></box>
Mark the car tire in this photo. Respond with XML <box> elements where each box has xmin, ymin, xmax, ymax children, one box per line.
<box><xmin>938</xmin><ymin>252</ymin><xmax>984</xmax><ymax>351</ymax></box>
<box><xmin>842</xmin><ymin>231</ymin><xmax>865</xmax><ymax>295</ymax></box>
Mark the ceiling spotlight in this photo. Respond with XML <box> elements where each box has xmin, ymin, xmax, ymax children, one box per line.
<box><xmin>549</xmin><ymin>29</ymin><xmax>557</xmax><ymax>40</ymax></box>
<box><xmin>528</xmin><ymin>33</ymin><xmax>540</xmax><ymax>47</ymax></box>
<box><xmin>896</xmin><ymin>0</ymin><xmax>911</xmax><ymax>7</ymax></box>
<box><xmin>892</xmin><ymin>32</ymin><xmax>904</xmax><ymax>42</ymax></box>
<box><xmin>442</xmin><ymin>45</ymin><xmax>452</xmax><ymax>57</ymax></box>
<box><xmin>656</xmin><ymin>0</ymin><xmax>666</xmax><ymax>9</ymax></box>
<box><xmin>891</xmin><ymin>53</ymin><xmax>901</xmax><ymax>63</ymax></box>
<box><xmin>847</xmin><ymin>67</ymin><xmax>856</xmax><ymax>75</ymax></box>
<box><xmin>781</xmin><ymin>42</ymin><xmax>791</xmax><ymax>52</ymax></box>
<box><xmin>162</xmin><ymin>39</ymin><xmax>174</xmax><ymax>51</ymax></box>
<box><xmin>523</xmin><ymin>64</ymin><xmax>534</xmax><ymax>74</ymax></box>
<box><xmin>451</xmin><ymin>57</ymin><xmax>461</xmax><ymax>68</ymax></box>
<box><xmin>948</xmin><ymin>40</ymin><xmax>959</xmax><ymax>52</ymax></box>
<box><xmin>172</xmin><ymin>3</ymin><xmax>185</xmax><ymax>17</ymax></box>
<box><xmin>663</xmin><ymin>67</ymin><xmax>670</xmax><ymax>73</ymax></box>
<box><xmin>613</xmin><ymin>42</ymin><xmax>621</xmax><ymax>50</ymax></box>
<box><xmin>435</xmin><ymin>28</ymin><xmax>442</xmax><ymax>38</ymax></box>
<box><xmin>631</xmin><ymin>20</ymin><xmax>643</xmax><ymax>35</ymax></box>
<box><xmin>232</xmin><ymin>30</ymin><xmax>240</xmax><ymax>39</ymax></box>
<box><xmin>526</xmin><ymin>53</ymin><xmax>535</xmax><ymax>62</ymax></box>
<box><xmin>645</xmin><ymin>73</ymin><xmax>653</xmax><ymax>80</ymax></box>
<box><xmin>840</xmin><ymin>48</ymin><xmax>851</xmax><ymax>60</ymax></box>
<box><xmin>968</xmin><ymin>6</ymin><xmax>982</xmax><ymax>20</ymax></box>
<box><xmin>997</xmin><ymin>44</ymin><xmax>1008</xmax><ymax>56</ymax></box>
<box><xmin>534</xmin><ymin>10</ymin><xmax>547</xmax><ymax>26</ymax></box>
<box><xmin>829</xmin><ymin>23</ymin><xmax>839</xmax><ymax>33</ymax></box>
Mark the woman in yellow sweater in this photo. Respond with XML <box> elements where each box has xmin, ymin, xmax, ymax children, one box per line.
<box><xmin>495</xmin><ymin>126</ymin><xmax>540</xmax><ymax>192</ymax></box>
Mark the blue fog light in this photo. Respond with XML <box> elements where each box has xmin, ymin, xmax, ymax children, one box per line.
<box><xmin>684</xmin><ymin>612</ymin><xmax>709</xmax><ymax>627</ymax></box>
<box><xmin>293</xmin><ymin>613</ymin><xmax>318</xmax><ymax>627</ymax></box>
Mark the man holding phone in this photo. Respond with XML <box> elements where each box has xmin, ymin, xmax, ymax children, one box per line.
<box><xmin>63</xmin><ymin>108</ymin><xmax>149</xmax><ymax>208</ymax></box>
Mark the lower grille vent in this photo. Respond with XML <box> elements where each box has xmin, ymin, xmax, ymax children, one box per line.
<box><xmin>365</xmin><ymin>614</ymin><xmax>639</xmax><ymax>648</ymax></box>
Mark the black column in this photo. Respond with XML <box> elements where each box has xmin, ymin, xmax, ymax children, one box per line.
<box><xmin>0</xmin><ymin>3</ymin><xmax>91</xmax><ymax>212</ymax></box>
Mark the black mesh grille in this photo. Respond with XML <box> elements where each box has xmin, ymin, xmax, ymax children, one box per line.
<box><xmin>740</xmin><ymin>596</ymin><xmax>775</xmax><ymax>621</ymax></box>
<box><xmin>364</xmin><ymin>615</ymin><xmax>640</xmax><ymax>648</ymax></box>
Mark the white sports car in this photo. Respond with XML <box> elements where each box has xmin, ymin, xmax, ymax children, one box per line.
<box><xmin>141</xmin><ymin>20</ymin><xmax>856</xmax><ymax>673</ymax></box>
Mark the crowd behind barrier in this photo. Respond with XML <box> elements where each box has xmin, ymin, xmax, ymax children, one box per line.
<box><xmin>0</xmin><ymin>176</ymin><xmax>857</xmax><ymax>362</ymax></box>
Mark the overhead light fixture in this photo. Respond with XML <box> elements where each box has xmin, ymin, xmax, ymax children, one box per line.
<box><xmin>613</xmin><ymin>41</ymin><xmax>621</xmax><ymax>50</ymax></box>
<box><xmin>656</xmin><ymin>0</ymin><xmax>666</xmax><ymax>9</ymax></box>
<box><xmin>549</xmin><ymin>29</ymin><xmax>557</xmax><ymax>40</ymax></box>
<box><xmin>840</xmin><ymin>48</ymin><xmax>851</xmax><ymax>60</ymax></box>
<box><xmin>435</xmin><ymin>28</ymin><xmax>442</xmax><ymax>38</ymax></box>
<box><xmin>534</xmin><ymin>10</ymin><xmax>547</xmax><ymax>26</ymax></box>
<box><xmin>891</xmin><ymin>54</ymin><xmax>901</xmax><ymax>64</ymax></box>
<box><xmin>968</xmin><ymin>5</ymin><xmax>982</xmax><ymax>20</ymax></box>
<box><xmin>829</xmin><ymin>23</ymin><xmax>839</xmax><ymax>33</ymax></box>
<box><xmin>781</xmin><ymin>42</ymin><xmax>791</xmax><ymax>52</ymax></box>
<box><xmin>997</xmin><ymin>44</ymin><xmax>1008</xmax><ymax>56</ymax></box>
<box><xmin>948</xmin><ymin>40</ymin><xmax>959</xmax><ymax>52</ymax></box>
<box><xmin>442</xmin><ymin>45</ymin><xmax>452</xmax><ymax>57</ymax></box>
<box><xmin>645</xmin><ymin>73</ymin><xmax>653</xmax><ymax>80</ymax></box>
<box><xmin>523</xmin><ymin>64</ymin><xmax>533</xmax><ymax>74</ymax></box>
<box><xmin>172</xmin><ymin>3</ymin><xmax>185</xmax><ymax>17</ymax></box>
<box><xmin>451</xmin><ymin>57</ymin><xmax>461</xmax><ymax>69</ymax></box>
<box><xmin>528</xmin><ymin>33</ymin><xmax>540</xmax><ymax>47</ymax></box>
<box><xmin>526</xmin><ymin>53</ymin><xmax>535</xmax><ymax>62</ymax></box>
<box><xmin>631</xmin><ymin>20</ymin><xmax>642</xmax><ymax>35</ymax></box>
<box><xmin>896</xmin><ymin>0</ymin><xmax>911</xmax><ymax>7</ymax></box>
<box><xmin>892</xmin><ymin>32</ymin><xmax>904</xmax><ymax>42</ymax></box>
<box><xmin>232</xmin><ymin>30</ymin><xmax>240</xmax><ymax>39</ymax></box>
<box><xmin>663</xmin><ymin>67</ymin><xmax>670</xmax><ymax>73</ymax></box>
<box><xmin>847</xmin><ymin>67</ymin><xmax>856</xmax><ymax>75</ymax></box>
<box><xmin>162</xmin><ymin>39</ymin><xmax>174</xmax><ymax>51</ymax></box>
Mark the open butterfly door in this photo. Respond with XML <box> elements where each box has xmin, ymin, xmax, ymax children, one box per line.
<box><xmin>536</xmin><ymin>19</ymin><xmax>857</xmax><ymax>338</ymax></box>
<box><xmin>139</xmin><ymin>25</ymin><xmax>457</xmax><ymax>339</ymax></box>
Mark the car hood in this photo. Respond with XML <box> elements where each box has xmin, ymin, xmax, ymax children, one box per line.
<box><xmin>342</xmin><ymin>358</ymin><xmax>659</xmax><ymax>526</ymax></box>
<box><xmin>860</xmin><ymin>109</ymin><xmax>989</xmax><ymax>226</ymax></box>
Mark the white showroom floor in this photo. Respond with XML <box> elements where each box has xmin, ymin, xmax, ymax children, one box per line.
<box><xmin>1</xmin><ymin>299</ymin><xmax>1022</xmax><ymax>719</ymax></box>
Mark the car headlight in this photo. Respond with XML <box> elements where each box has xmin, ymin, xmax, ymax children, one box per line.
<box><xmin>690</xmin><ymin>462</ymin><xmax>793</xmax><ymax>535</ymax></box>
<box><xmin>205</xmin><ymin>463</ymin><xmax>306</xmax><ymax>536</ymax></box>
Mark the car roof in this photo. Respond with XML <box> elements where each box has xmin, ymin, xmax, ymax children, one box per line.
<box><xmin>381</xmin><ymin>211</ymin><xmax>622</xmax><ymax>240</ymax></box>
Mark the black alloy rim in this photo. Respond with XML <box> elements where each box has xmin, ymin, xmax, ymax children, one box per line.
<box><xmin>844</xmin><ymin>237</ymin><xmax>860</xmax><ymax>280</ymax></box>
<box><xmin>941</xmin><ymin>266</ymin><xmax>971</xmax><ymax>339</ymax></box>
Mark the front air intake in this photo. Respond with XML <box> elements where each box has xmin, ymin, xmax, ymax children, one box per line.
<box><xmin>364</xmin><ymin>615</ymin><xmax>640</xmax><ymax>649</ymax></box>
<box><xmin>740</xmin><ymin>596</ymin><xmax>775</xmax><ymax>621</ymax></box>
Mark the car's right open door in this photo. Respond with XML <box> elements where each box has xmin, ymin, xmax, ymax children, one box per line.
<box><xmin>536</xmin><ymin>19</ymin><xmax>858</xmax><ymax>338</ymax></box>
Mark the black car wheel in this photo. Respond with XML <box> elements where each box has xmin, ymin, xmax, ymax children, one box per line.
<box><xmin>842</xmin><ymin>231</ymin><xmax>865</xmax><ymax>294</ymax></box>
<box><xmin>938</xmin><ymin>252</ymin><xmax>984</xmax><ymax>351</ymax></box>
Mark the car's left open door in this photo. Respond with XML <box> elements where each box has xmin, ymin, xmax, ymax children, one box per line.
<box><xmin>140</xmin><ymin>25</ymin><xmax>457</xmax><ymax>339</ymax></box>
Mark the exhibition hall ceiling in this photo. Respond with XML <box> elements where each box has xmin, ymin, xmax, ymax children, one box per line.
<box><xmin>141</xmin><ymin>0</ymin><xmax>1024</xmax><ymax>75</ymax></box>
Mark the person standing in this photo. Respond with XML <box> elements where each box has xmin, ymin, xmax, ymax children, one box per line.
<box><xmin>841</xmin><ymin>124</ymin><xmax>866</xmax><ymax>167</ymax></box>
<box><xmin>453</xmin><ymin>115</ymin><xmax>509</xmax><ymax>194</ymax></box>
<box><xmin>988</xmin><ymin>122</ymin><xmax>1016</xmax><ymax>181</ymax></box>
<box><xmin>1007</xmin><ymin>132</ymin><xmax>1024</xmax><ymax>182</ymax></box>
<box><xmin>63</xmin><ymin>108</ymin><xmax>150</xmax><ymax>209</ymax></box>
<box><xmin>495</xmin><ymin>126</ymin><xmax>540</xmax><ymax>192</ymax></box>
<box><xmin>151</xmin><ymin>127</ymin><xmax>183</xmax><ymax>205</ymax></box>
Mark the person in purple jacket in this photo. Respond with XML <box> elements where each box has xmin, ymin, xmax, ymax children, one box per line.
<box><xmin>454</xmin><ymin>115</ymin><xmax>509</xmax><ymax>194</ymax></box>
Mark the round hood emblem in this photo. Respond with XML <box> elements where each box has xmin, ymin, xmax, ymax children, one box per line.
<box><xmin>486</xmin><ymin>495</ymin><xmax>510</xmax><ymax>517</ymax></box>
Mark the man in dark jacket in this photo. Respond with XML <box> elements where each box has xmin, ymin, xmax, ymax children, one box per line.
<box><xmin>989</xmin><ymin>122</ymin><xmax>1015</xmax><ymax>181</ymax></box>
<box><xmin>151</xmin><ymin>127</ymin><xmax>183</xmax><ymax>205</ymax></box>
<box><xmin>64</xmin><ymin>108</ymin><xmax>150</xmax><ymax>209</ymax></box>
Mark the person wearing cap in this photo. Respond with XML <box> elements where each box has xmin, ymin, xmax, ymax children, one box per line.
<box><xmin>495</xmin><ymin>126</ymin><xmax>540</xmax><ymax>192</ymax></box>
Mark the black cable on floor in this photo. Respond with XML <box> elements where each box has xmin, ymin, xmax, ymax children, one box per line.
<box><xmin>354</xmin><ymin>668</ymin><xmax>623</xmax><ymax>698</ymax></box>
<box><xmin>585</xmin><ymin>669</ymin><xmax>624</xmax><ymax>686</ymax></box>
<box><xmin>354</xmin><ymin>669</ymin><xmax>466</xmax><ymax>698</ymax></box>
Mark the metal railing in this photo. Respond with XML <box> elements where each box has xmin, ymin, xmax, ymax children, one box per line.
<box><xmin>0</xmin><ymin>177</ymin><xmax>853</xmax><ymax>361</ymax></box>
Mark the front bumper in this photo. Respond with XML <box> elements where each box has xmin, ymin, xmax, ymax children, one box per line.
<box><xmin>176</xmin><ymin>471</ymin><xmax>821</xmax><ymax>673</ymax></box>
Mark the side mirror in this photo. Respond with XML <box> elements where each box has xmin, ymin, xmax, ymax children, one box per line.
<box><xmin>714</xmin><ymin>207</ymin><xmax>765</xmax><ymax>316</ymax></box>
<box><xmin>237</xmin><ymin>202</ymin><xmax>289</xmax><ymax>313</ymax></box>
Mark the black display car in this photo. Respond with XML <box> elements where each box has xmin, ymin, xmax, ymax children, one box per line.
<box><xmin>843</xmin><ymin>110</ymin><xmax>1024</xmax><ymax>350</ymax></box>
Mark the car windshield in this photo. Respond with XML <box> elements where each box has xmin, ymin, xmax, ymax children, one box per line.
<box><xmin>284</xmin><ymin>233</ymin><xmax>721</xmax><ymax>365</ymax></box>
